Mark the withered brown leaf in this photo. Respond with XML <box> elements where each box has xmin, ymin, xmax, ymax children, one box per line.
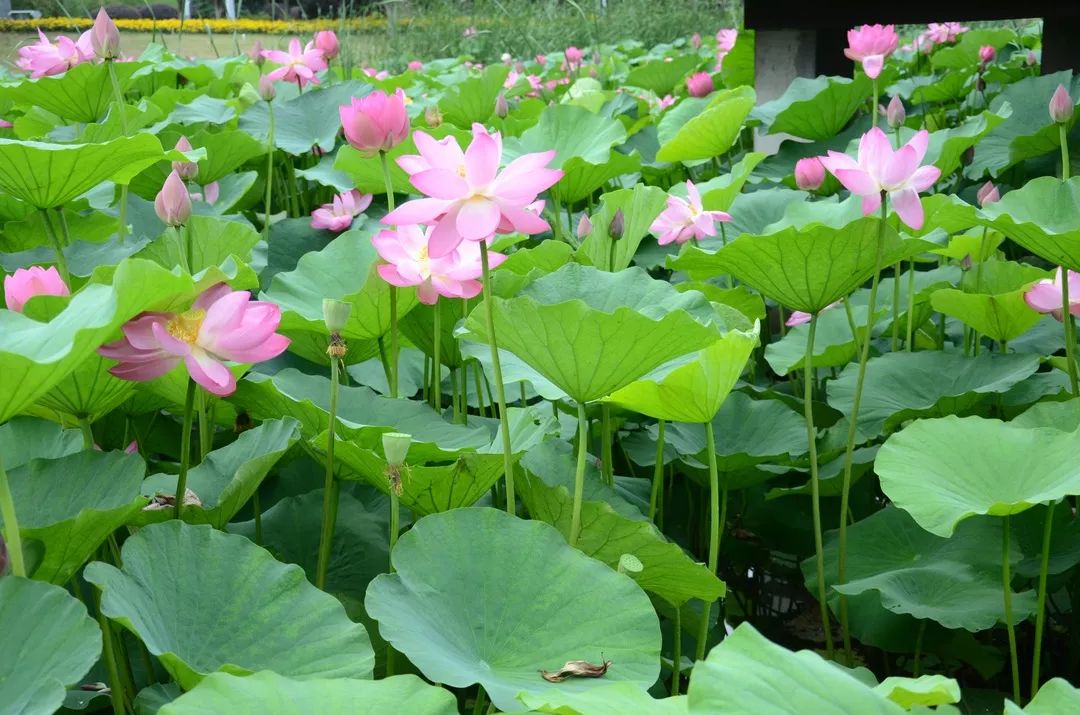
<box><xmin>539</xmin><ymin>658</ymin><xmax>612</xmax><ymax>683</ymax></box>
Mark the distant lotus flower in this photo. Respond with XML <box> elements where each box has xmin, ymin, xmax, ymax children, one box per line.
<box><xmin>979</xmin><ymin>45</ymin><xmax>996</xmax><ymax>65</ymax></box>
<box><xmin>313</xmin><ymin>30</ymin><xmax>339</xmax><ymax>60</ymax></box>
<box><xmin>249</xmin><ymin>40</ymin><xmax>265</xmax><ymax>66</ymax></box>
<box><xmin>16</xmin><ymin>29</ymin><xmax>91</xmax><ymax>78</ymax></box>
<box><xmin>384</xmin><ymin>124</ymin><xmax>562</xmax><ymax>257</ymax></box>
<box><xmin>690</xmin><ymin>33</ymin><xmax>702</xmax><ymax>49</ymax></box>
<box><xmin>787</xmin><ymin>301</ymin><xmax>840</xmax><ymax>327</ymax></box>
<box><xmin>258</xmin><ymin>75</ymin><xmax>277</xmax><ymax>101</ymax></box>
<box><xmin>0</xmin><ymin>118</ymin><xmax>12</xmax><ymax>128</ymax></box>
<box><xmin>1049</xmin><ymin>84</ymin><xmax>1074</xmax><ymax>124</ymax></box>
<box><xmin>976</xmin><ymin>181</ymin><xmax>1000</xmax><ymax>207</ymax></box>
<box><xmin>844</xmin><ymin>24</ymin><xmax>898</xmax><ymax>79</ymax></box>
<box><xmin>372</xmin><ymin>224</ymin><xmax>506</xmax><ymax>304</ymax></box>
<box><xmin>463</xmin><ymin>27</ymin><xmax>478</xmax><ymax>39</ymax></box>
<box><xmin>90</xmin><ymin>8</ymin><xmax>120</xmax><ymax>60</ymax></box>
<box><xmin>716</xmin><ymin>29</ymin><xmax>738</xmax><ymax>52</ymax></box>
<box><xmin>4</xmin><ymin>266</ymin><xmax>70</xmax><ymax>312</ymax></box>
<box><xmin>1025</xmin><ymin>268</ymin><xmax>1080</xmax><ymax>322</ymax></box>
<box><xmin>339</xmin><ymin>88</ymin><xmax>410</xmax><ymax>156</ymax></box>
<box><xmin>649</xmin><ymin>180</ymin><xmax>731</xmax><ymax>246</ymax></box>
<box><xmin>794</xmin><ymin>157</ymin><xmax>826</xmax><ymax>191</ymax></box>
<box><xmin>577</xmin><ymin>214</ymin><xmax>592</xmax><ymax>238</ymax></box>
<box><xmin>886</xmin><ymin>96</ymin><xmax>905</xmax><ymax>129</ymax></box>
<box><xmin>1026</xmin><ymin>50</ymin><xmax>1037</xmax><ymax>67</ymax></box>
<box><xmin>535</xmin><ymin>54</ymin><xmax>547</xmax><ymax>65</ymax></box>
<box><xmin>155</xmin><ymin>170</ymin><xmax>192</xmax><ymax>227</ymax></box>
<box><xmin>189</xmin><ymin>181</ymin><xmax>219</xmax><ymax>205</ymax></box>
<box><xmin>172</xmin><ymin>136</ymin><xmax>199</xmax><ymax>180</ymax></box>
<box><xmin>565</xmin><ymin>46</ymin><xmax>584</xmax><ymax>66</ymax></box>
<box><xmin>311</xmin><ymin>190</ymin><xmax>373</xmax><ymax>232</ymax></box>
<box><xmin>262</xmin><ymin>38</ymin><xmax>327</xmax><ymax>88</ymax></box>
<box><xmin>819</xmin><ymin>127</ymin><xmax>941</xmax><ymax>229</ymax></box>
<box><xmin>408</xmin><ymin>60</ymin><xmax>423</xmax><ymax>71</ymax></box>
<box><xmin>925</xmin><ymin>21</ymin><xmax>968</xmax><ymax>45</ymax></box>
<box><xmin>99</xmin><ymin>283</ymin><xmax>289</xmax><ymax>396</ymax></box>
<box><xmin>657</xmin><ymin>94</ymin><xmax>676</xmax><ymax>110</ymax></box>
<box><xmin>686</xmin><ymin>72</ymin><xmax>714</xmax><ymax>97</ymax></box>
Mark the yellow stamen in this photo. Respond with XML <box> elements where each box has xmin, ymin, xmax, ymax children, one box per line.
<box><xmin>166</xmin><ymin>309</ymin><xmax>206</xmax><ymax>344</ymax></box>
<box><xmin>456</xmin><ymin>164</ymin><xmax>467</xmax><ymax>178</ymax></box>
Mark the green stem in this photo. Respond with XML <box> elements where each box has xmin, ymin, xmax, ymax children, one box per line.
<box><xmin>891</xmin><ymin>263</ymin><xmax>901</xmax><ymax>352</ymax></box>
<box><xmin>95</xmin><ymin>588</ymin><xmax>127</xmax><ymax>715</ymax></box>
<box><xmin>40</xmin><ymin>209</ymin><xmax>70</xmax><ymax>285</ymax></box>
<box><xmin>107</xmin><ymin>59</ymin><xmax>130</xmax><ymax>243</ymax></box>
<box><xmin>262</xmin><ymin>101</ymin><xmax>275</xmax><ymax>241</ymax></box>
<box><xmin>695</xmin><ymin>420</ymin><xmax>724</xmax><ymax>662</ymax></box>
<box><xmin>843</xmin><ymin>297</ymin><xmax>861</xmax><ymax>355</ymax></box>
<box><xmin>174</xmin><ymin>379</ymin><xmax>197</xmax><ymax>520</ymax></box>
<box><xmin>836</xmin><ymin>199</ymin><xmax>888</xmax><ymax>664</ymax></box>
<box><xmin>473</xmin><ymin>359</ymin><xmax>487</xmax><ymax>418</ymax></box>
<box><xmin>519</xmin><ymin>380</ymin><xmax>527</xmax><ymax>407</ymax></box>
<box><xmin>1003</xmin><ymin>515</ymin><xmax>1021</xmax><ymax>704</ymax></box>
<box><xmin>79</xmin><ymin>418</ymin><xmax>94</xmax><ymax>449</ymax></box>
<box><xmin>472</xmin><ymin>686</ymin><xmax>488</xmax><ymax>715</ymax></box>
<box><xmin>1060</xmin><ymin>123</ymin><xmax>1070</xmax><ymax>181</ymax></box>
<box><xmin>871</xmin><ymin>77</ymin><xmax>879</xmax><ymax>129</ymax></box>
<box><xmin>649</xmin><ymin>420</ymin><xmax>666</xmax><ymax>523</ymax></box>
<box><xmin>380</xmin><ymin>150</ymin><xmax>399</xmax><ymax>399</ymax></box>
<box><xmin>803</xmin><ymin>314</ymin><xmax>835</xmax><ymax>659</ymax></box>
<box><xmin>671</xmin><ymin>607</ymin><xmax>682</xmax><ymax>697</ymax></box>
<box><xmin>389</xmin><ymin>489</ymin><xmax>400</xmax><ymax>565</ymax></box>
<box><xmin>1062</xmin><ymin>274</ymin><xmax>1080</xmax><ymax>397</ymax></box>
<box><xmin>551</xmin><ymin>193</ymin><xmax>564</xmax><ymax>243</ymax></box>
<box><xmin>480</xmin><ymin>242</ymin><xmax>516</xmax><ymax>514</ymax></box>
<box><xmin>431</xmin><ymin>299</ymin><xmax>442</xmax><ymax>410</ymax></box>
<box><xmin>905</xmin><ymin>258</ymin><xmax>916</xmax><ymax>350</ymax></box>
<box><xmin>197</xmin><ymin>392</ymin><xmax>211</xmax><ymax>461</ymax></box>
<box><xmin>913</xmin><ymin>620</ymin><xmax>926</xmax><ymax>676</ymax></box>
<box><xmin>1031</xmin><ymin>503</ymin><xmax>1056</xmax><ymax>698</ymax></box>
<box><xmin>0</xmin><ymin>454</ymin><xmax>25</xmax><ymax>577</ymax></box>
<box><xmin>600</xmin><ymin>404</ymin><xmax>614</xmax><ymax>487</ymax></box>
<box><xmin>315</xmin><ymin>356</ymin><xmax>341</xmax><ymax>590</ymax></box>
<box><xmin>569</xmin><ymin>400</ymin><xmax>589</xmax><ymax>546</ymax></box>
<box><xmin>252</xmin><ymin>489</ymin><xmax>262</xmax><ymax>546</ymax></box>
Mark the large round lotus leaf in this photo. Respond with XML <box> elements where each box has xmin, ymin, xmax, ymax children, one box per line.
<box><xmin>930</xmin><ymin>288</ymin><xmax>1043</xmax><ymax>343</ymax></box>
<box><xmin>976</xmin><ymin>177</ymin><xmax>1080</xmax><ymax>272</ymax></box>
<box><xmin>656</xmin><ymin>87</ymin><xmax>755</xmax><ymax>162</ymax></box>
<box><xmin>1005</xmin><ymin>678</ymin><xmax>1080</xmax><ymax>714</ymax></box>
<box><xmin>687</xmin><ymin>622</ymin><xmax>904</xmax><ymax>714</ymax></box>
<box><xmin>625</xmin><ymin>55</ymin><xmax>700</xmax><ymax>94</ymax></box>
<box><xmin>84</xmin><ymin>521</ymin><xmax>374</xmax><ymax>689</ymax></box>
<box><xmin>876</xmin><ymin>416</ymin><xmax>1080</xmax><ymax>537</ymax></box>
<box><xmin>521</xmin><ymin>682</ymin><xmax>687</xmax><ymax>714</ymax></box>
<box><xmin>238</xmin><ymin>81</ymin><xmax>372</xmax><ymax>155</ymax></box>
<box><xmin>461</xmin><ymin>264</ymin><xmax>723</xmax><ymax>403</ymax></box>
<box><xmin>365</xmin><ymin>508</ymin><xmax>661</xmax><ymax>713</ymax></box>
<box><xmin>803</xmin><ymin>506</ymin><xmax>1035</xmax><ymax>632</ymax></box>
<box><xmin>0</xmin><ymin>417</ymin><xmax>81</xmax><ymax>469</ymax></box>
<box><xmin>159</xmin><ymin>672</ymin><xmax>457</xmax><ymax>715</ymax></box>
<box><xmin>0</xmin><ymin>577</ymin><xmax>101</xmax><ymax>715</ymax></box>
<box><xmin>0</xmin><ymin>60</ymin><xmax>143</xmax><ymax>123</ymax></box>
<box><xmin>751</xmin><ymin>75</ymin><xmax>872</xmax><ymax>141</ymax></box>
<box><xmin>33</xmin><ymin>353</ymin><xmax>135</xmax><ymax>421</ymax></box>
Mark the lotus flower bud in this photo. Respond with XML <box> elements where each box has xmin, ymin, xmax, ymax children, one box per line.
<box><xmin>90</xmin><ymin>8</ymin><xmax>120</xmax><ymax>61</ymax></box>
<box><xmin>249</xmin><ymin>40</ymin><xmax>265</xmax><ymax>66</ymax></box>
<box><xmin>962</xmin><ymin>146</ymin><xmax>975</xmax><ymax>166</ymax></box>
<box><xmin>407</xmin><ymin>60</ymin><xmax>423</xmax><ymax>71</ymax></box>
<box><xmin>494</xmin><ymin>92</ymin><xmax>509</xmax><ymax>118</ymax></box>
<box><xmin>976</xmin><ymin>181</ymin><xmax>1000</xmax><ymax>207</ymax></box>
<box><xmin>501</xmin><ymin>52</ymin><xmax>512</xmax><ymax>64</ymax></box>
<box><xmin>565</xmin><ymin>46</ymin><xmax>583</xmax><ymax>65</ymax></box>
<box><xmin>794</xmin><ymin>157</ymin><xmax>825</xmax><ymax>191</ymax></box>
<box><xmin>1026</xmin><ymin>50</ymin><xmax>1037</xmax><ymax>66</ymax></box>
<box><xmin>979</xmin><ymin>45</ymin><xmax>995</xmax><ymax>65</ymax></box>
<box><xmin>886</xmin><ymin>96</ymin><xmax>905</xmax><ymax>129</ymax></box>
<box><xmin>424</xmin><ymin>105</ymin><xmax>443</xmax><ymax>128</ymax></box>
<box><xmin>1050</xmin><ymin>84</ymin><xmax>1074</xmax><ymax>124</ymax></box>
<box><xmin>154</xmin><ymin>170</ymin><xmax>192</xmax><ymax>227</ymax></box>
<box><xmin>322</xmin><ymin>298</ymin><xmax>352</xmax><ymax>333</ymax></box>
<box><xmin>314</xmin><ymin>30</ymin><xmax>339</xmax><ymax>60</ymax></box>
<box><xmin>690</xmin><ymin>32</ymin><xmax>702</xmax><ymax>50</ymax></box>
<box><xmin>535</xmin><ymin>54</ymin><xmax>547</xmax><ymax>65</ymax></box>
<box><xmin>686</xmin><ymin>72</ymin><xmax>714</xmax><ymax>98</ymax></box>
<box><xmin>259</xmin><ymin>75</ymin><xmax>277</xmax><ymax>102</ymax></box>
<box><xmin>608</xmin><ymin>208</ymin><xmax>625</xmax><ymax>241</ymax></box>
<box><xmin>577</xmin><ymin>214</ymin><xmax>592</xmax><ymax>238</ymax></box>
<box><xmin>172</xmin><ymin>136</ymin><xmax>199</xmax><ymax>180</ymax></box>
<box><xmin>339</xmin><ymin>88</ymin><xmax>410</xmax><ymax>156</ymax></box>
<box><xmin>382</xmin><ymin>432</ymin><xmax>412</xmax><ymax>467</ymax></box>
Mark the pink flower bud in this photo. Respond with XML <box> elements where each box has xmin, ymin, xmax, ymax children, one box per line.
<box><xmin>155</xmin><ymin>170</ymin><xmax>192</xmax><ymax>227</ymax></box>
<box><xmin>686</xmin><ymin>71</ymin><xmax>714</xmax><ymax>98</ymax></box>
<box><xmin>1026</xmin><ymin>50</ymin><xmax>1037</xmax><ymax>66</ymax></box>
<box><xmin>259</xmin><ymin>75</ymin><xmax>276</xmax><ymax>101</ymax></box>
<box><xmin>313</xmin><ymin>31</ymin><xmax>339</xmax><ymax>60</ymax></box>
<box><xmin>4</xmin><ymin>265</ymin><xmax>70</xmax><ymax>312</ymax></box>
<box><xmin>172</xmin><ymin>136</ymin><xmax>199</xmax><ymax>180</ymax></box>
<box><xmin>407</xmin><ymin>60</ymin><xmax>423</xmax><ymax>71</ymax></box>
<box><xmin>565</xmin><ymin>46</ymin><xmax>583</xmax><ymax>65</ymax></box>
<box><xmin>690</xmin><ymin>33</ymin><xmax>702</xmax><ymax>50</ymax></box>
<box><xmin>340</xmin><ymin>88</ymin><xmax>410</xmax><ymax>156</ymax></box>
<box><xmin>794</xmin><ymin>157</ymin><xmax>825</xmax><ymax>191</ymax></box>
<box><xmin>978</xmin><ymin>45</ymin><xmax>995</xmax><ymax>65</ymax></box>
<box><xmin>535</xmin><ymin>54</ymin><xmax>547</xmax><ymax>65</ymax></box>
<box><xmin>886</xmin><ymin>96</ymin><xmax>905</xmax><ymax>129</ymax></box>
<box><xmin>577</xmin><ymin>214</ymin><xmax>592</xmax><ymax>238</ymax></box>
<box><xmin>976</xmin><ymin>181</ymin><xmax>1000</xmax><ymax>207</ymax></box>
<box><xmin>1050</xmin><ymin>84</ymin><xmax>1074</xmax><ymax>124</ymax></box>
<box><xmin>90</xmin><ymin>8</ymin><xmax>120</xmax><ymax>60</ymax></box>
<box><xmin>495</xmin><ymin>92</ymin><xmax>509</xmax><ymax>118</ymax></box>
<box><xmin>249</xmin><ymin>40</ymin><xmax>265</xmax><ymax>66</ymax></box>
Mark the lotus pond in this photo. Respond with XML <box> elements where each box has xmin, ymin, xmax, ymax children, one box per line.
<box><xmin>3</xmin><ymin>12</ymin><xmax>1080</xmax><ymax>715</ymax></box>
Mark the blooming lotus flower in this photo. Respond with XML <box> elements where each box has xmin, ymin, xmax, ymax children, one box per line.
<box><xmin>649</xmin><ymin>180</ymin><xmax>731</xmax><ymax>246</ymax></box>
<box><xmin>4</xmin><ymin>266</ymin><xmax>70</xmax><ymax>312</ymax></box>
<box><xmin>311</xmin><ymin>190</ymin><xmax>373</xmax><ymax>232</ymax></box>
<box><xmin>90</xmin><ymin>8</ymin><xmax>120</xmax><ymax>60</ymax></box>
<box><xmin>1050</xmin><ymin>84</ymin><xmax>1074</xmax><ymax>124</ymax></box>
<box><xmin>844</xmin><ymin>24</ymin><xmax>898</xmax><ymax>79</ymax></box>
<box><xmin>565</xmin><ymin>46</ymin><xmax>583</xmax><ymax>66</ymax></box>
<box><xmin>657</xmin><ymin>94</ymin><xmax>676</xmax><ymax>110</ymax></box>
<box><xmin>787</xmin><ymin>301</ymin><xmax>840</xmax><ymax>327</ymax></box>
<box><xmin>408</xmin><ymin>60</ymin><xmax>423</xmax><ymax>71</ymax></box>
<box><xmin>98</xmin><ymin>283</ymin><xmax>289</xmax><ymax>396</ymax></box>
<box><xmin>262</xmin><ymin>38</ymin><xmax>327</xmax><ymax>88</ymax></box>
<box><xmin>383</xmin><ymin>124</ymin><xmax>562</xmax><ymax>257</ymax></box>
<box><xmin>16</xmin><ymin>30</ymin><xmax>91</xmax><ymax>78</ymax></box>
<box><xmin>819</xmin><ymin>127</ymin><xmax>941</xmax><ymax>229</ymax></box>
<box><xmin>925</xmin><ymin>21</ymin><xmax>968</xmax><ymax>45</ymax></box>
<box><xmin>155</xmin><ymin>170</ymin><xmax>192</xmax><ymax>227</ymax></box>
<box><xmin>717</xmin><ymin>29</ymin><xmax>738</xmax><ymax>52</ymax></box>
<box><xmin>363</xmin><ymin>67</ymin><xmax>390</xmax><ymax>80</ymax></box>
<box><xmin>794</xmin><ymin>157</ymin><xmax>825</xmax><ymax>191</ymax></box>
<box><xmin>976</xmin><ymin>181</ymin><xmax>999</xmax><ymax>207</ymax></box>
<box><xmin>172</xmin><ymin>136</ymin><xmax>199</xmax><ymax>180</ymax></box>
<box><xmin>339</xmin><ymin>89</ymin><xmax>410</xmax><ymax>156</ymax></box>
<box><xmin>686</xmin><ymin>72</ymin><xmax>714</xmax><ymax>97</ymax></box>
<box><xmin>1025</xmin><ymin>269</ymin><xmax>1080</xmax><ymax>322</ymax></box>
<box><xmin>372</xmin><ymin>224</ymin><xmax>505</xmax><ymax>304</ymax></box>
<box><xmin>313</xmin><ymin>30</ymin><xmax>339</xmax><ymax>60</ymax></box>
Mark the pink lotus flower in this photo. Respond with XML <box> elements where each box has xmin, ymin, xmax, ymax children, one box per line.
<box><xmin>249</xmin><ymin>40</ymin><xmax>265</xmax><ymax>66</ymax></box>
<box><xmin>1026</xmin><ymin>51</ymin><xmax>1037</xmax><ymax>67</ymax></box>
<box><xmin>577</xmin><ymin>214</ymin><xmax>592</xmax><ymax>238</ymax></box>
<box><xmin>819</xmin><ymin>127</ymin><xmax>941</xmax><ymax>229</ymax></box>
<box><xmin>1050</xmin><ymin>84</ymin><xmax>1074</xmax><ymax>124</ymax></box>
<box><xmin>787</xmin><ymin>301</ymin><xmax>839</xmax><ymax>327</ymax></box>
<box><xmin>373</xmin><ymin>224</ymin><xmax>506</xmax><ymax>304</ymax></box>
<box><xmin>794</xmin><ymin>157</ymin><xmax>825</xmax><ymax>191</ymax></box>
<box><xmin>976</xmin><ymin>181</ymin><xmax>999</xmax><ymax>207</ymax></box>
<box><xmin>408</xmin><ymin>60</ymin><xmax>423</xmax><ymax>71</ymax></box>
<box><xmin>535</xmin><ymin>54</ymin><xmax>547</xmax><ymax>65</ymax></box>
<box><xmin>311</xmin><ymin>190</ymin><xmax>373</xmax><ymax>232</ymax></box>
<box><xmin>686</xmin><ymin>72</ymin><xmax>714</xmax><ymax>97</ymax></box>
<box><xmin>690</xmin><ymin>33</ymin><xmax>702</xmax><ymax>50</ymax></box>
<box><xmin>16</xmin><ymin>29</ymin><xmax>92</xmax><ymax>78</ymax></box>
<box><xmin>339</xmin><ymin>88</ymin><xmax>410</xmax><ymax>156</ymax></box>
<box><xmin>258</xmin><ymin>75</ymin><xmax>277</xmax><ymax>101</ymax></box>
<box><xmin>1025</xmin><ymin>269</ymin><xmax>1080</xmax><ymax>322</ymax></box>
<box><xmin>886</xmin><ymin>96</ymin><xmax>905</xmax><ymax>128</ymax></box>
<box><xmin>262</xmin><ymin>38</ymin><xmax>327</xmax><ymax>88</ymax></box>
<box><xmin>313</xmin><ymin>30</ymin><xmax>339</xmax><ymax>60</ymax></box>
<box><xmin>172</xmin><ymin>136</ymin><xmax>199</xmax><ymax>180</ymax></box>
<box><xmin>844</xmin><ymin>24</ymin><xmax>898</xmax><ymax>79</ymax></box>
<box><xmin>4</xmin><ymin>266</ymin><xmax>70</xmax><ymax>312</ymax></box>
<box><xmin>155</xmin><ymin>170</ymin><xmax>192</xmax><ymax>227</ymax></box>
<box><xmin>363</xmin><ymin>67</ymin><xmax>390</xmax><ymax>80</ymax></box>
<box><xmin>979</xmin><ymin>45</ymin><xmax>996</xmax><ymax>65</ymax></box>
<box><xmin>716</xmin><ymin>29</ymin><xmax>738</xmax><ymax>52</ymax></box>
<box><xmin>657</xmin><ymin>94</ymin><xmax>676</xmax><ymax>110</ymax></box>
<box><xmin>189</xmin><ymin>181</ymin><xmax>220</xmax><ymax>205</ymax></box>
<box><xmin>0</xmin><ymin>118</ymin><xmax>12</xmax><ymax>129</ymax></box>
<box><xmin>90</xmin><ymin>8</ymin><xmax>120</xmax><ymax>60</ymax></box>
<box><xmin>649</xmin><ymin>180</ymin><xmax>731</xmax><ymax>246</ymax></box>
<box><xmin>565</xmin><ymin>46</ymin><xmax>583</xmax><ymax>67</ymax></box>
<box><xmin>98</xmin><ymin>283</ymin><xmax>289</xmax><ymax>396</ymax></box>
<box><xmin>925</xmin><ymin>22</ymin><xmax>968</xmax><ymax>45</ymax></box>
<box><xmin>383</xmin><ymin>124</ymin><xmax>562</xmax><ymax>258</ymax></box>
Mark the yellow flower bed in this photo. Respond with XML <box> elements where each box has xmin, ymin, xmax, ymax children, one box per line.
<box><xmin>0</xmin><ymin>16</ymin><xmax>410</xmax><ymax>35</ymax></box>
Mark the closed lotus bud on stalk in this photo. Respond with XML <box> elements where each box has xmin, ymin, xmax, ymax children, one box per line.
<box><xmin>690</xmin><ymin>32</ymin><xmax>702</xmax><ymax>50</ymax></box>
<box><xmin>172</xmin><ymin>136</ymin><xmax>199</xmax><ymax>180</ymax></box>
<box><xmin>259</xmin><ymin>75</ymin><xmax>277</xmax><ymax>102</ymax></box>
<box><xmin>382</xmin><ymin>432</ymin><xmax>412</xmax><ymax>467</ymax></box>
<box><xmin>608</xmin><ymin>208</ymin><xmax>625</xmax><ymax>240</ymax></box>
<box><xmin>249</xmin><ymin>40</ymin><xmax>265</xmax><ymax>66</ymax></box>
<box><xmin>886</xmin><ymin>96</ymin><xmax>905</xmax><ymax>129</ymax></box>
<box><xmin>1026</xmin><ymin>50</ymin><xmax>1037</xmax><ymax>66</ymax></box>
<box><xmin>314</xmin><ymin>31</ymin><xmax>339</xmax><ymax>61</ymax></box>
<box><xmin>794</xmin><ymin>157</ymin><xmax>825</xmax><ymax>191</ymax></box>
<box><xmin>577</xmin><ymin>213</ymin><xmax>592</xmax><ymax>238</ymax></box>
<box><xmin>154</xmin><ymin>170</ymin><xmax>192</xmax><ymax>227</ymax></box>
<box><xmin>322</xmin><ymin>298</ymin><xmax>352</xmax><ymax>333</ymax></box>
<box><xmin>495</xmin><ymin>92</ymin><xmax>509</xmax><ymax>118</ymax></box>
<box><xmin>1050</xmin><ymin>84</ymin><xmax>1074</xmax><ymax>124</ymax></box>
<box><xmin>90</xmin><ymin>8</ymin><xmax>120</xmax><ymax>61</ymax></box>
<box><xmin>979</xmin><ymin>45</ymin><xmax>995</xmax><ymax>65</ymax></box>
<box><xmin>977</xmin><ymin>181</ymin><xmax>1000</xmax><ymax>207</ymax></box>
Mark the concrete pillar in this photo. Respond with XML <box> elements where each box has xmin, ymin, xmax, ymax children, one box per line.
<box><xmin>0</xmin><ymin>0</ymin><xmax>11</xmax><ymax>20</ymax></box>
<box><xmin>753</xmin><ymin>29</ymin><xmax>817</xmax><ymax>154</ymax></box>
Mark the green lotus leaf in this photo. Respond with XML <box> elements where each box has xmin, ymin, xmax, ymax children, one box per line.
<box><xmin>1005</xmin><ymin>678</ymin><xmax>1080</xmax><ymax>714</ymax></box>
<box><xmin>158</xmin><ymin>672</ymin><xmax>457</xmax><ymax>715</ymax></box>
<box><xmin>399</xmin><ymin>299</ymin><xmax>468</xmax><ymax>368</ymax></box>
<box><xmin>626</xmin><ymin>55</ymin><xmax>701</xmax><ymax>94</ymax></box>
<box><xmin>976</xmin><ymin>177</ymin><xmax>1080</xmax><ymax>272</ymax></box>
<box><xmin>366</xmin><ymin>507</ymin><xmax>661</xmax><ymax>713</ymax></box>
<box><xmin>168</xmin><ymin>95</ymin><xmax>237</xmax><ymax>125</ymax></box>
<box><xmin>0</xmin><ymin>577</ymin><xmax>101</xmax><ymax>715</ymax></box>
<box><xmin>192</xmin><ymin>129</ymin><xmax>267</xmax><ymax>184</ymax></box>
<box><xmin>0</xmin><ymin>418</ymin><xmax>81</xmax><ymax>468</ymax></box>
<box><xmin>0</xmin><ymin>60</ymin><xmax>144</xmax><ymax>124</ymax></box>
<box><xmin>461</xmin><ymin>264</ymin><xmax>723</xmax><ymax>403</ymax></box>
<box><xmin>84</xmin><ymin>521</ymin><xmax>374</xmax><ymax>690</ymax></box>
<box><xmin>930</xmin><ymin>28</ymin><xmax>1017</xmax><ymax>70</ymax></box>
<box><xmin>656</xmin><ymin>86</ymin><xmax>754</xmax><ymax>162</ymax></box>
<box><xmin>873</xmin><ymin>675</ymin><xmax>961</xmax><ymax>709</ymax></box>
<box><xmin>521</xmin><ymin>683</ymin><xmax>688</xmax><ymax>714</ymax></box>
<box><xmin>136</xmin><ymin>418</ymin><xmax>300</xmax><ymax>527</ymax></box>
<box><xmin>687</xmin><ymin>622</ymin><xmax>904</xmax><ymax>714</ymax></box>
<box><xmin>296</xmin><ymin>154</ymin><xmax>353</xmax><ymax>192</ymax></box>
<box><xmin>929</xmin><ymin>288</ymin><xmax>1041</xmax><ymax>344</ymax></box>
<box><xmin>751</xmin><ymin>75</ymin><xmax>872</xmax><ymax>141</ymax></box>
<box><xmin>877</xmin><ymin>416</ymin><xmax>1080</xmax><ymax>536</ymax></box>
<box><xmin>577</xmin><ymin>184</ymin><xmax>669</xmax><ymax>271</ymax></box>
<box><xmin>33</xmin><ymin>353</ymin><xmax>135</xmax><ymax>421</ymax></box>
<box><xmin>135</xmin><ymin>215</ymin><xmax>262</xmax><ymax>275</ymax></box>
<box><xmin>558</xmin><ymin>151</ymin><xmax>643</xmax><ymax>206</ymax></box>
<box><xmin>890</xmin><ymin>71</ymin><xmax>973</xmax><ymax>105</ymax></box>
<box><xmin>828</xmin><ymin>351</ymin><xmax>1041</xmax><ymax>438</ymax></box>
<box><xmin>438</xmin><ymin>64</ymin><xmax>510</xmax><ymax>127</ymax></box>
<box><xmin>804</xmin><ymin>506</ymin><xmax>1035</xmax><ymax>631</ymax></box>
<box><xmin>239</xmin><ymin>81</ymin><xmax>371</xmax><ymax>155</ymax></box>
<box><xmin>765</xmin><ymin>304</ymin><xmax>885</xmax><ymax>376</ymax></box>
<box><xmin>695</xmin><ymin>151</ymin><xmax>766</xmax><ymax>211</ymax></box>
<box><xmin>505</xmin><ymin>102</ymin><xmax>626</xmax><ymax>167</ymax></box>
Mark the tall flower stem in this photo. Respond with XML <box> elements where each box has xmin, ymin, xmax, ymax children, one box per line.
<box><xmin>891</xmin><ymin>264</ymin><xmax>901</xmax><ymax>351</ymax></box>
<box><xmin>836</xmin><ymin>198</ymin><xmax>888</xmax><ymax>663</ymax></box>
<box><xmin>1060</xmin><ymin>123</ymin><xmax>1070</xmax><ymax>182</ymax></box>
<box><xmin>1031</xmin><ymin>502</ymin><xmax>1056</xmax><ymax>698</ymax></box>
<box><xmin>905</xmin><ymin>258</ymin><xmax>916</xmax><ymax>350</ymax></box>
<box><xmin>569</xmin><ymin>401</ymin><xmax>589</xmax><ymax>546</ymax></box>
<box><xmin>262</xmin><ymin>101</ymin><xmax>276</xmax><ymax>241</ymax></box>
<box><xmin>174</xmin><ymin>379</ymin><xmax>197</xmax><ymax>520</ymax></box>
<box><xmin>671</xmin><ymin>607</ymin><xmax>682</xmax><ymax>696</ymax></box>
<box><xmin>649</xmin><ymin>419</ymin><xmax>666</xmax><ymax>523</ymax></box>
<box><xmin>1002</xmin><ymin>515</ymin><xmax>1021</xmax><ymax>704</ymax></box>
<box><xmin>1059</xmin><ymin>127</ymin><xmax>1080</xmax><ymax>397</ymax></box>
<box><xmin>39</xmin><ymin>209</ymin><xmax>70</xmax><ymax>285</ymax></box>
<box><xmin>431</xmin><ymin>300</ymin><xmax>442</xmax><ymax>410</ymax></box>
<box><xmin>803</xmin><ymin>314</ymin><xmax>835</xmax><ymax>659</ymax></box>
<box><xmin>316</xmin><ymin>356</ymin><xmax>342</xmax><ymax>590</ymax></box>
<box><xmin>379</xmin><ymin>150</ymin><xmax>400</xmax><ymax>398</ymax></box>
<box><xmin>0</xmin><ymin>454</ymin><xmax>25</xmax><ymax>577</ymax></box>
<box><xmin>843</xmin><ymin>298</ymin><xmax>861</xmax><ymax>354</ymax></box>
<box><xmin>480</xmin><ymin>242</ymin><xmax>516</xmax><ymax>514</ymax></box>
<box><xmin>695</xmin><ymin>419</ymin><xmax>724</xmax><ymax>661</ymax></box>
<box><xmin>95</xmin><ymin>587</ymin><xmax>127</xmax><ymax>715</ymax></box>
<box><xmin>870</xmin><ymin>77</ymin><xmax>879</xmax><ymax>129</ymax></box>
<box><xmin>600</xmin><ymin>404</ymin><xmax>614</xmax><ymax>487</ymax></box>
<box><xmin>107</xmin><ymin>59</ymin><xmax>130</xmax><ymax>243</ymax></box>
